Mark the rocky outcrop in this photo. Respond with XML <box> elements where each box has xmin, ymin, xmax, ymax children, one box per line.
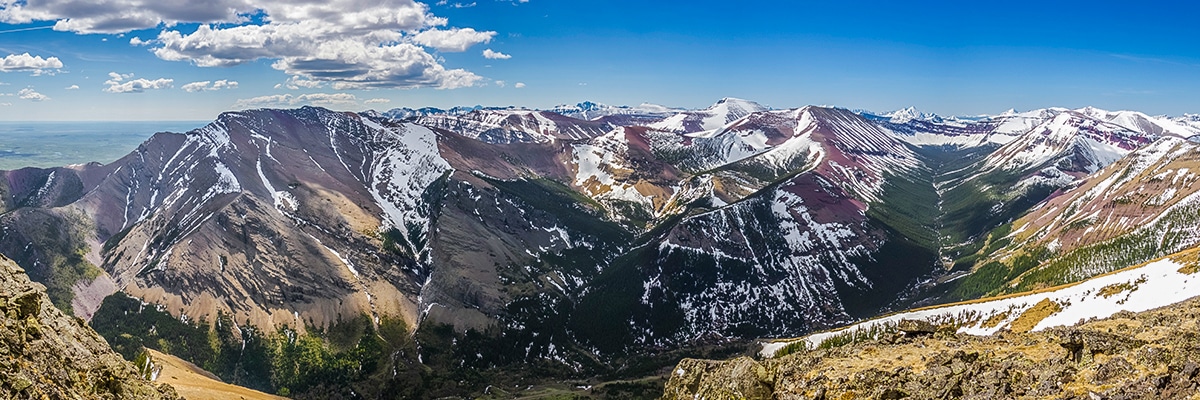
<box><xmin>0</xmin><ymin>255</ymin><xmax>179</xmax><ymax>399</ymax></box>
<box><xmin>664</xmin><ymin>297</ymin><xmax>1200</xmax><ymax>399</ymax></box>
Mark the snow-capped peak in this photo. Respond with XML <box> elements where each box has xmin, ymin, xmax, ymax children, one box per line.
<box><xmin>883</xmin><ymin>106</ymin><xmax>940</xmax><ymax>123</ymax></box>
<box><xmin>1073</xmin><ymin>106</ymin><xmax>1200</xmax><ymax>138</ymax></box>
<box><xmin>547</xmin><ymin>101</ymin><xmax>683</xmax><ymax>120</ymax></box>
<box><xmin>706</xmin><ymin>97</ymin><xmax>768</xmax><ymax>113</ymax></box>
<box><xmin>646</xmin><ymin>98</ymin><xmax>769</xmax><ymax>133</ymax></box>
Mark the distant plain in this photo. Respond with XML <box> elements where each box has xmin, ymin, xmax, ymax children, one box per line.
<box><xmin>0</xmin><ymin>121</ymin><xmax>207</xmax><ymax>170</ymax></box>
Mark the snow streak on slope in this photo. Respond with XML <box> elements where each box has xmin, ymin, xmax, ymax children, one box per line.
<box><xmin>983</xmin><ymin>111</ymin><xmax>1150</xmax><ymax>174</ymax></box>
<box><xmin>122</xmin><ymin>118</ymin><xmax>242</xmax><ymax>235</ymax></box>
<box><xmin>571</xmin><ymin>129</ymin><xmax>661</xmax><ymax>208</ymax></box>
<box><xmin>990</xmin><ymin>108</ymin><xmax>1066</xmax><ymax>135</ymax></box>
<box><xmin>643</xmin><ymin>174</ymin><xmax>877</xmax><ymax>340</ymax></box>
<box><xmin>643</xmin><ymin>107</ymin><xmax>915</xmax><ymax>203</ymax></box>
<box><xmin>646</xmin><ymin>109</ymin><xmax>815</xmax><ymax>173</ymax></box>
<box><xmin>414</xmin><ymin>109</ymin><xmax>609</xmax><ymax>144</ymax></box>
<box><xmin>649</xmin><ymin>98</ymin><xmax>769</xmax><ymax>133</ymax></box>
<box><xmin>762</xmin><ymin>255</ymin><xmax>1200</xmax><ymax>357</ymax></box>
<box><xmin>549</xmin><ymin>101</ymin><xmax>683</xmax><ymax>121</ymax></box>
<box><xmin>805</xmin><ymin>107</ymin><xmax>921</xmax><ymax>203</ymax></box>
<box><xmin>1077</xmin><ymin>107</ymin><xmax>1200</xmax><ymax>138</ymax></box>
<box><xmin>989</xmin><ymin>138</ymin><xmax>1200</xmax><ymax>284</ymax></box>
<box><xmin>360</xmin><ymin>118</ymin><xmax>453</xmax><ymax>259</ymax></box>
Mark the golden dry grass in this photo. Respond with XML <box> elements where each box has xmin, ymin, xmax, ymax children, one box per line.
<box><xmin>1098</xmin><ymin>282</ymin><xmax>1133</xmax><ymax>298</ymax></box>
<box><xmin>1173</xmin><ymin>251</ymin><xmax>1200</xmax><ymax>274</ymax></box>
<box><xmin>1010</xmin><ymin>298</ymin><xmax>1062</xmax><ymax>333</ymax></box>
<box><xmin>147</xmin><ymin>349</ymin><xmax>288</xmax><ymax>400</ymax></box>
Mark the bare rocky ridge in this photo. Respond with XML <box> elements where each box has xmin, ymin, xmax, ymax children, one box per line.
<box><xmin>664</xmin><ymin>296</ymin><xmax>1200</xmax><ymax>399</ymax></box>
<box><xmin>0</xmin><ymin>254</ymin><xmax>179</xmax><ymax>399</ymax></box>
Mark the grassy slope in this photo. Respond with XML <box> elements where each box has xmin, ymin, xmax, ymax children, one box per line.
<box><xmin>146</xmin><ymin>349</ymin><xmax>287</xmax><ymax>400</ymax></box>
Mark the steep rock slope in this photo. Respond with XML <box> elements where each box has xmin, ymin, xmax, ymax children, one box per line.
<box><xmin>572</xmin><ymin>106</ymin><xmax>941</xmax><ymax>351</ymax></box>
<box><xmin>961</xmin><ymin>137</ymin><xmax>1200</xmax><ymax>295</ymax></box>
<box><xmin>932</xmin><ymin>108</ymin><xmax>1159</xmax><ymax>264</ymax></box>
<box><xmin>0</xmin><ymin>254</ymin><xmax>179</xmax><ymax>399</ymax></box>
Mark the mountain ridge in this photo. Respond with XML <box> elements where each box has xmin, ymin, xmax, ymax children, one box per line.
<box><xmin>2</xmin><ymin>98</ymin><xmax>1197</xmax><ymax>398</ymax></box>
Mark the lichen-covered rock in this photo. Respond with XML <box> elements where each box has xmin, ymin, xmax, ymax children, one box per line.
<box><xmin>663</xmin><ymin>358</ymin><xmax>773</xmax><ymax>399</ymax></box>
<box><xmin>664</xmin><ymin>297</ymin><xmax>1200</xmax><ymax>400</ymax></box>
<box><xmin>0</xmin><ymin>255</ymin><xmax>179</xmax><ymax>399</ymax></box>
<box><xmin>897</xmin><ymin>319</ymin><xmax>935</xmax><ymax>336</ymax></box>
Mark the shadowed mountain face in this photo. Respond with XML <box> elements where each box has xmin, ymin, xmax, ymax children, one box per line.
<box><xmin>0</xmin><ymin>100</ymin><xmax>1189</xmax><ymax>375</ymax></box>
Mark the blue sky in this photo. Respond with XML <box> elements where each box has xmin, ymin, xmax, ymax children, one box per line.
<box><xmin>1</xmin><ymin>0</ymin><xmax>1198</xmax><ymax>120</ymax></box>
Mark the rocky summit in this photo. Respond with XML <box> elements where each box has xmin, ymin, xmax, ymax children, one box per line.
<box><xmin>663</xmin><ymin>296</ymin><xmax>1200</xmax><ymax>400</ymax></box>
<box><xmin>0</xmin><ymin>254</ymin><xmax>178</xmax><ymax>399</ymax></box>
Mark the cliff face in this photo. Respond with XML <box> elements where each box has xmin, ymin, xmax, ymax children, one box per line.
<box><xmin>664</xmin><ymin>296</ymin><xmax>1200</xmax><ymax>400</ymax></box>
<box><xmin>0</xmin><ymin>254</ymin><xmax>179</xmax><ymax>399</ymax></box>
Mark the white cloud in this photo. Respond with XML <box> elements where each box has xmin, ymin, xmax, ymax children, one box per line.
<box><xmin>274</xmin><ymin>75</ymin><xmax>324</xmax><ymax>90</ymax></box>
<box><xmin>0</xmin><ymin>0</ymin><xmax>256</xmax><ymax>34</ymax></box>
<box><xmin>412</xmin><ymin>28</ymin><xmax>495</xmax><ymax>52</ymax></box>
<box><xmin>234</xmin><ymin>93</ymin><xmax>359</xmax><ymax>108</ymax></box>
<box><xmin>364</xmin><ymin>98</ymin><xmax>392</xmax><ymax>104</ymax></box>
<box><xmin>0</xmin><ymin>102</ymin><xmax>10</xmax><ymax>106</ymax></box>
<box><xmin>1</xmin><ymin>53</ymin><xmax>64</xmax><ymax>72</ymax></box>
<box><xmin>1</xmin><ymin>0</ymin><xmax>496</xmax><ymax>90</ymax></box>
<box><xmin>65</xmin><ymin>84</ymin><xmax>79</xmax><ymax>90</ymax></box>
<box><xmin>514</xmin><ymin>82</ymin><xmax>526</xmax><ymax>88</ymax></box>
<box><xmin>182</xmin><ymin>79</ymin><xmax>239</xmax><ymax>92</ymax></box>
<box><xmin>181</xmin><ymin>81</ymin><xmax>209</xmax><ymax>92</ymax></box>
<box><xmin>104</xmin><ymin>72</ymin><xmax>173</xmax><ymax>93</ymax></box>
<box><xmin>482</xmin><ymin>49</ymin><xmax>511</xmax><ymax>60</ymax></box>
<box><xmin>494</xmin><ymin>80</ymin><xmax>506</xmax><ymax>87</ymax></box>
<box><xmin>18</xmin><ymin>88</ymin><xmax>49</xmax><ymax>101</ymax></box>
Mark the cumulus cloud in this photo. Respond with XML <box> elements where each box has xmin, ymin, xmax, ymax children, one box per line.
<box><xmin>65</xmin><ymin>84</ymin><xmax>79</xmax><ymax>90</ymax></box>
<box><xmin>413</xmin><ymin>28</ymin><xmax>494</xmax><ymax>52</ymax></box>
<box><xmin>1</xmin><ymin>1</ymin><xmax>498</xmax><ymax>90</ymax></box>
<box><xmin>1</xmin><ymin>53</ymin><xmax>64</xmax><ymax>72</ymax></box>
<box><xmin>233</xmin><ymin>93</ymin><xmax>360</xmax><ymax>108</ymax></box>
<box><xmin>514</xmin><ymin>82</ymin><xmax>526</xmax><ymax>88</ymax></box>
<box><xmin>18</xmin><ymin>88</ymin><xmax>49</xmax><ymax>101</ymax></box>
<box><xmin>482</xmin><ymin>48</ymin><xmax>511</xmax><ymax>60</ymax></box>
<box><xmin>0</xmin><ymin>0</ymin><xmax>255</xmax><ymax>34</ymax></box>
<box><xmin>274</xmin><ymin>75</ymin><xmax>324</xmax><ymax>90</ymax></box>
<box><xmin>364</xmin><ymin>98</ymin><xmax>391</xmax><ymax>104</ymax></box>
<box><xmin>182</xmin><ymin>79</ymin><xmax>239</xmax><ymax>92</ymax></box>
<box><xmin>104</xmin><ymin>72</ymin><xmax>173</xmax><ymax>93</ymax></box>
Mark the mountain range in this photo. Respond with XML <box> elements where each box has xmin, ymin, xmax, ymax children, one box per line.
<box><xmin>3</xmin><ymin>97</ymin><xmax>1200</xmax><ymax>397</ymax></box>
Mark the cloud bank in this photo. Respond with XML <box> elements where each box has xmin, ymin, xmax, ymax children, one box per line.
<box><xmin>1</xmin><ymin>0</ymin><xmax>498</xmax><ymax>89</ymax></box>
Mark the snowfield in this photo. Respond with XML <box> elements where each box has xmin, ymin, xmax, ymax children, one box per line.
<box><xmin>761</xmin><ymin>255</ymin><xmax>1200</xmax><ymax>357</ymax></box>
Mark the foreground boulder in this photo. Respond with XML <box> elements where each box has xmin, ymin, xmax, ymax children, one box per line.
<box><xmin>0</xmin><ymin>255</ymin><xmax>179</xmax><ymax>399</ymax></box>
